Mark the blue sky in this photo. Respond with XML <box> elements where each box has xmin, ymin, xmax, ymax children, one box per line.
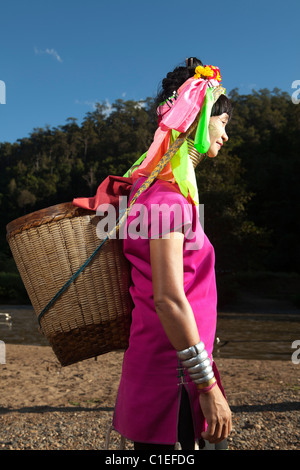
<box><xmin>0</xmin><ymin>0</ymin><xmax>299</xmax><ymax>144</ymax></box>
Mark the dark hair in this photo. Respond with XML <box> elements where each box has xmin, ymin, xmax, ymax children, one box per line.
<box><xmin>156</xmin><ymin>57</ymin><xmax>203</xmax><ymax>106</ymax></box>
<box><xmin>211</xmin><ymin>93</ymin><xmax>233</xmax><ymax>120</ymax></box>
<box><xmin>156</xmin><ymin>57</ymin><xmax>233</xmax><ymax>120</ymax></box>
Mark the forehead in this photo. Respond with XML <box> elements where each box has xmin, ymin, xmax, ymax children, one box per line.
<box><xmin>210</xmin><ymin>113</ymin><xmax>229</xmax><ymax>122</ymax></box>
<box><xmin>219</xmin><ymin>112</ymin><xmax>229</xmax><ymax>121</ymax></box>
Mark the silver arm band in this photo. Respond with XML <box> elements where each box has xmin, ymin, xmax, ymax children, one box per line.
<box><xmin>176</xmin><ymin>341</ymin><xmax>205</xmax><ymax>361</ymax></box>
<box><xmin>189</xmin><ymin>364</ymin><xmax>213</xmax><ymax>380</ymax></box>
<box><xmin>187</xmin><ymin>359</ymin><xmax>211</xmax><ymax>375</ymax></box>
<box><xmin>181</xmin><ymin>349</ymin><xmax>208</xmax><ymax>368</ymax></box>
<box><xmin>177</xmin><ymin>342</ymin><xmax>215</xmax><ymax>385</ymax></box>
<box><xmin>193</xmin><ymin>370</ymin><xmax>215</xmax><ymax>384</ymax></box>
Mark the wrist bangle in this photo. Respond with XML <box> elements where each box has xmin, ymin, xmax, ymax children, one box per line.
<box><xmin>177</xmin><ymin>342</ymin><xmax>215</xmax><ymax>388</ymax></box>
<box><xmin>176</xmin><ymin>341</ymin><xmax>205</xmax><ymax>361</ymax></box>
<box><xmin>196</xmin><ymin>377</ymin><xmax>217</xmax><ymax>392</ymax></box>
<box><xmin>193</xmin><ymin>369</ymin><xmax>215</xmax><ymax>384</ymax></box>
<box><xmin>188</xmin><ymin>362</ymin><xmax>213</xmax><ymax>377</ymax></box>
<box><xmin>182</xmin><ymin>349</ymin><xmax>208</xmax><ymax>369</ymax></box>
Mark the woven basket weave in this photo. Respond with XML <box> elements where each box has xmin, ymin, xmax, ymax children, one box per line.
<box><xmin>6</xmin><ymin>203</ymin><xmax>133</xmax><ymax>366</ymax></box>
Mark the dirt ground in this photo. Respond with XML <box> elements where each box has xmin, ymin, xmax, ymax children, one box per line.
<box><xmin>0</xmin><ymin>343</ymin><xmax>299</xmax><ymax>450</ymax></box>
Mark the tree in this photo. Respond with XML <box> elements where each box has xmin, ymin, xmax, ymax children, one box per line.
<box><xmin>0</xmin><ymin>91</ymin><xmax>299</xmax><ymax>275</ymax></box>
<box><xmin>17</xmin><ymin>189</ymin><xmax>36</xmax><ymax>213</ymax></box>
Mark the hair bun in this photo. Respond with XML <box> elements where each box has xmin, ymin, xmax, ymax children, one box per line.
<box><xmin>156</xmin><ymin>57</ymin><xmax>203</xmax><ymax>106</ymax></box>
<box><xmin>186</xmin><ymin>57</ymin><xmax>202</xmax><ymax>68</ymax></box>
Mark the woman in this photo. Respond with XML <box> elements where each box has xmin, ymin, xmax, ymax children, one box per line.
<box><xmin>112</xmin><ymin>57</ymin><xmax>233</xmax><ymax>450</ymax></box>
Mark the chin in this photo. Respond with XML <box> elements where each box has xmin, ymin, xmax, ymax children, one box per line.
<box><xmin>207</xmin><ymin>143</ymin><xmax>220</xmax><ymax>158</ymax></box>
<box><xmin>207</xmin><ymin>150</ymin><xmax>218</xmax><ymax>158</ymax></box>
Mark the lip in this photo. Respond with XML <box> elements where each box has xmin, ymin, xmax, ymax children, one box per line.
<box><xmin>217</xmin><ymin>142</ymin><xmax>223</xmax><ymax>147</ymax></box>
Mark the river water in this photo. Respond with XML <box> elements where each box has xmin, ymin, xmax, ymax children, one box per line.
<box><xmin>0</xmin><ymin>305</ymin><xmax>300</xmax><ymax>361</ymax></box>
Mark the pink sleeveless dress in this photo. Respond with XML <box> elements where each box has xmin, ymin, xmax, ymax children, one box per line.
<box><xmin>112</xmin><ymin>176</ymin><xmax>224</xmax><ymax>445</ymax></box>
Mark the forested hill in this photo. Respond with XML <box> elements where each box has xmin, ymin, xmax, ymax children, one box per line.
<box><xmin>1</xmin><ymin>89</ymin><xmax>299</xmax><ymax>301</ymax></box>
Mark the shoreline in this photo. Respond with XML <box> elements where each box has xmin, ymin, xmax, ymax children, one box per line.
<box><xmin>0</xmin><ymin>343</ymin><xmax>299</xmax><ymax>450</ymax></box>
<box><xmin>2</xmin><ymin>289</ymin><xmax>300</xmax><ymax>316</ymax></box>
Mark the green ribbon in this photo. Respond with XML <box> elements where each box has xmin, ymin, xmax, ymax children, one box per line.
<box><xmin>194</xmin><ymin>86</ymin><xmax>226</xmax><ymax>153</ymax></box>
<box><xmin>194</xmin><ymin>87</ymin><xmax>214</xmax><ymax>154</ymax></box>
<box><xmin>170</xmin><ymin>129</ymin><xmax>199</xmax><ymax>204</ymax></box>
<box><xmin>123</xmin><ymin>151</ymin><xmax>147</xmax><ymax>178</ymax></box>
<box><xmin>123</xmin><ymin>132</ymin><xmax>199</xmax><ymax>205</ymax></box>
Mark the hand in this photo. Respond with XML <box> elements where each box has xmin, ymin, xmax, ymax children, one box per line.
<box><xmin>199</xmin><ymin>385</ymin><xmax>232</xmax><ymax>444</ymax></box>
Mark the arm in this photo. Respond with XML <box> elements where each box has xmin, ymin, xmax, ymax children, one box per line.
<box><xmin>150</xmin><ymin>232</ymin><xmax>200</xmax><ymax>350</ymax></box>
<box><xmin>150</xmin><ymin>232</ymin><xmax>232</xmax><ymax>443</ymax></box>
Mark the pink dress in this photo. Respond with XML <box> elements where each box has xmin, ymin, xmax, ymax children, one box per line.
<box><xmin>112</xmin><ymin>176</ymin><xmax>224</xmax><ymax>445</ymax></box>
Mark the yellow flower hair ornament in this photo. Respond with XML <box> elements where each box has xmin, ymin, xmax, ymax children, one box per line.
<box><xmin>194</xmin><ymin>65</ymin><xmax>221</xmax><ymax>83</ymax></box>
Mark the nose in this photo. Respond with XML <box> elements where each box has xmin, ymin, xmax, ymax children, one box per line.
<box><xmin>222</xmin><ymin>129</ymin><xmax>229</xmax><ymax>142</ymax></box>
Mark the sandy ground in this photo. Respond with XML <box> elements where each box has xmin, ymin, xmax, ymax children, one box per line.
<box><xmin>0</xmin><ymin>343</ymin><xmax>299</xmax><ymax>451</ymax></box>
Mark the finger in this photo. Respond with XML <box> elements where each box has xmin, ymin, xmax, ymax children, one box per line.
<box><xmin>201</xmin><ymin>421</ymin><xmax>216</xmax><ymax>442</ymax></box>
<box><xmin>219</xmin><ymin>417</ymin><xmax>231</xmax><ymax>442</ymax></box>
<box><xmin>215</xmin><ymin>427</ymin><xmax>228</xmax><ymax>444</ymax></box>
<box><xmin>215</xmin><ymin>421</ymin><xmax>223</xmax><ymax>440</ymax></box>
<box><xmin>228</xmin><ymin>416</ymin><xmax>232</xmax><ymax>434</ymax></box>
<box><xmin>203</xmin><ymin>424</ymin><xmax>224</xmax><ymax>443</ymax></box>
<box><xmin>220</xmin><ymin>420</ymin><xmax>231</xmax><ymax>441</ymax></box>
<box><xmin>210</xmin><ymin>430</ymin><xmax>227</xmax><ymax>444</ymax></box>
<box><xmin>203</xmin><ymin>422</ymin><xmax>228</xmax><ymax>444</ymax></box>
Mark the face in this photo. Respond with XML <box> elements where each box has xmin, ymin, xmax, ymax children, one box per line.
<box><xmin>207</xmin><ymin>113</ymin><xmax>229</xmax><ymax>158</ymax></box>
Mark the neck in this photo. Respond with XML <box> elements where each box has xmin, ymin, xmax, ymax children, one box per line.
<box><xmin>187</xmin><ymin>138</ymin><xmax>206</xmax><ymax>169</ymax></box>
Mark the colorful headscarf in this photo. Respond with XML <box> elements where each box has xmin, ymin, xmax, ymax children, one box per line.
<box><xmin>124</xmin><ymin>65</ymin><xmax>226</xmax><ymax>204</ymax></box>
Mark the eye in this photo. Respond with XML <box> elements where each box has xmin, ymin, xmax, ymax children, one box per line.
<box><xmin>219</xmin><ymin>114</ymin><xmax>229</xmax><ymax>126</ymax></box>
<box><xmin>218</xmin><ymin>116</ymin><xmax>227</xmax><ymax>126</ymax></box>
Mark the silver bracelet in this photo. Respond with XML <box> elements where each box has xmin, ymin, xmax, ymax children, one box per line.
<box><xmin>176</xmin><ymin>341</ymin><xmax>205</xmax><ymax>361</ymax></box>
<box><xmin>181</xmin><ymin>349</ymin><xmax>208</xmax><ymax>368</ymax></box>
<box><xmin>192</xmin><ymin>370</ymin><xmax>215</xmax><ymax>385</ymax></box>
<box><xmin>189</xmin><ymin>364</ymin><xmax>213</xmax><ymax>380</ymax></box>
<box><xmin>177</xmin><ymin>342</ymin><xmax>214</xmax><ymax>385</ymax></box>
<box><xmin>188</xmin><ymin>360</ymin><xmax>212</xmax><ymax>377</ymax></box>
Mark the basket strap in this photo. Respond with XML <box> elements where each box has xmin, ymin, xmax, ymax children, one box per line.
<box><xmin>37</xmin><ymin>117</ymin><xmax>199</xmax><ymax>329</ymax></box>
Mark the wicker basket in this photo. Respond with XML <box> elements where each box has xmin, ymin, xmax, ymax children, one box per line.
<box><xmin>6</xmin><ymin>202</ymin><xmax>133</xmax><ymax>366</ymax></box>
